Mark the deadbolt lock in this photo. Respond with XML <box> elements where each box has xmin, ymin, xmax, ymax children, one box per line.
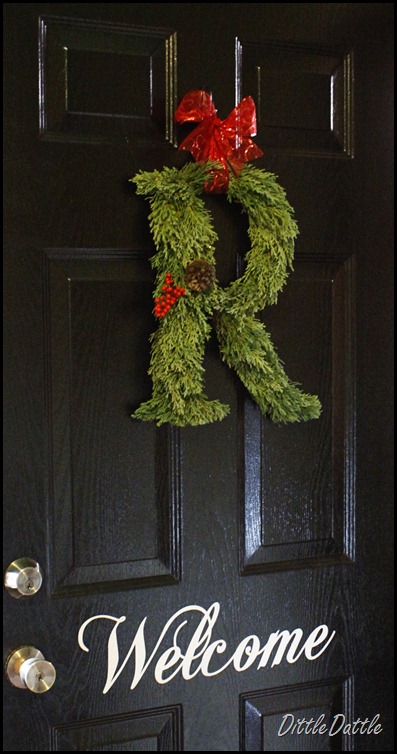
<box><xmin>6</xmin><ymin>646</ymin><xmax>56</xmax><ymax>693</ymax></box>
<box><xmin>4</xmin><ymin>558</ymin><xmax>43</xmax><ymax>598</ymax></box>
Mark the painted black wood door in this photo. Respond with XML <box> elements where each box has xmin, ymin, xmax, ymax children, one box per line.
<box><xmin>3</xmin><ymin>4</ymin><xmax>393</xmax><ymax>751</ymax></box>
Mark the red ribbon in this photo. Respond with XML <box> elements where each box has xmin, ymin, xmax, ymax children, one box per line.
<box><xmin>174</xmin><ymin>90</ymin><xmax>263</xmax><ymax>193</ymax></box>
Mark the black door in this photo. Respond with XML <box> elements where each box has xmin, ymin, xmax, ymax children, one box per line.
<box><xmin>4</xmin><ymin>3</ymin><xmax>393</xmax><ymax>751</ymax></box>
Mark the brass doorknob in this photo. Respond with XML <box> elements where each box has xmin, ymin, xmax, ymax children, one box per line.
<box><xmin>6</xmin><ymin>646</ymin><xmax>56</xmax><ymax>693</ymax></box>
<box><xmin>4</xmin><ymin>558</ymin><xmax>43</xmax><ymax>598</ymax></box>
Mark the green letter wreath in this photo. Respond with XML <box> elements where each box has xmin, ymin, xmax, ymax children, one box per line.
<box><xmin>130</xmin><ymin>92</ymin><xmax>321</xmax><ymax>427</ymax></box>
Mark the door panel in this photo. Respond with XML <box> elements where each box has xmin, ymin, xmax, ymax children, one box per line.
<box><xmin>242</xmin><ymin>256</ymin><xmax>355</xmax><ymax>574</ymax></box>
<box><xmin>4</xmin><ymin>3</ymin><xmax>393</xmax><ymax>751</ymax></box>
<box><xmin>44</xmin><ymin>249</ymin><xmax>181</xmax><ymax>594</ymax></box>
<box><xmin>38</xmin><ymin>13</ymin><xmax>176</xmax><ymax>147</ymax></box>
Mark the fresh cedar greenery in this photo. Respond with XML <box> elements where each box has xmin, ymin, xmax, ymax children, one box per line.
<box><xmin>130</xmin><ymin>162</ymin><xmax>321</xmax><ymax>426</ymax></box>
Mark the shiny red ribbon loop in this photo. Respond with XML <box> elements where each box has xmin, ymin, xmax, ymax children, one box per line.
<box><xmin>174</xmin><ymin>90</ymin><xmax>263</xmax><ymax>193</ymax></box>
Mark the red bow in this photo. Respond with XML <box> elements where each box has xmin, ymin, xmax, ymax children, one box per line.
<box><xmin>174</xmin><ymin>90</ymin><xmax>263</xmax><ymax>193</ymax></box>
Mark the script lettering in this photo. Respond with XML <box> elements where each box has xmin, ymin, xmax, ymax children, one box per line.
<box><xmin>77</xmin><ymin>602</ymin><xmax>336</xmax><ymax>694</ymax></box>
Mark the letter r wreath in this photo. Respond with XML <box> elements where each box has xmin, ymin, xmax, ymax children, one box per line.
<box><xmin>130</xmin><ymin>91</ymin><xmax>322</xmax><ymax>427</ymax></box>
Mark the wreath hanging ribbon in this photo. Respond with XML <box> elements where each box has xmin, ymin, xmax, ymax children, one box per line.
<box><xmin>130</xmin><ymin>91</ymin><xmax>321</xmax><ymax>427</ymax></box>
<box><xmin>174</xmin><ymin>89</ymin><xmax>263</xmax><ymax>192</ymax></box>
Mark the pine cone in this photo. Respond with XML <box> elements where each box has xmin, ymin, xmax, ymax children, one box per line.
<box><xmin>185</xmin><ymin>259</ymin><xmax>216</xmax><ymax>292</ymax></box>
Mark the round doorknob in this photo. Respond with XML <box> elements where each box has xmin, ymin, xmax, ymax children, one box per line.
<box><xmin>6</xmin><ymin>646</ymin><xmax>56</xmax><ymax>693</ymax></box>
<box><xmin>4</xmin><ymin>558</ymin><xmax>43</xmax><ymax>598</ymax></box>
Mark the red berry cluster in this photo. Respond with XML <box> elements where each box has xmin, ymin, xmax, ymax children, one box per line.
<box><xmin>154</xmin><ymin>273</ymin><xmax>186</xmax><ymax>318</ymax></box>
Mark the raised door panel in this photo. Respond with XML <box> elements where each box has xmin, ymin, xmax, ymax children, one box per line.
<box><xmin>39</xmin><ymin>15</ymin><xmax>177</xmax><ymax>145</ymax></box>
<box><xmin>52</xmin><ymin>706</ymin><xmax>183</xmax><ymax>751</ymax></box>
<box><xmin>44</xmin><ymin>249</ymin><xmax>181</xmax><ymax>594</ymax></box>
<box><xmin>241</xmin><ymin>677</ymin><xmax>352</xmax><ymax>751</ymax></box>
<box><xmin>241</xmin><ymin>257</ymin><xmax>356</xmax><ymax>573</ymax></box>
<box><xmin>237</xmin><ymin>39</ymin><xmax>354</xmax><ymax>157</ymax></box>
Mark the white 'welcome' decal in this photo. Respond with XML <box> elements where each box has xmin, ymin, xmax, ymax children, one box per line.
<box><xmin>78</xmin><ymin>602</ymin><xmax>336</xmax><ymax>694</ymax></box>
